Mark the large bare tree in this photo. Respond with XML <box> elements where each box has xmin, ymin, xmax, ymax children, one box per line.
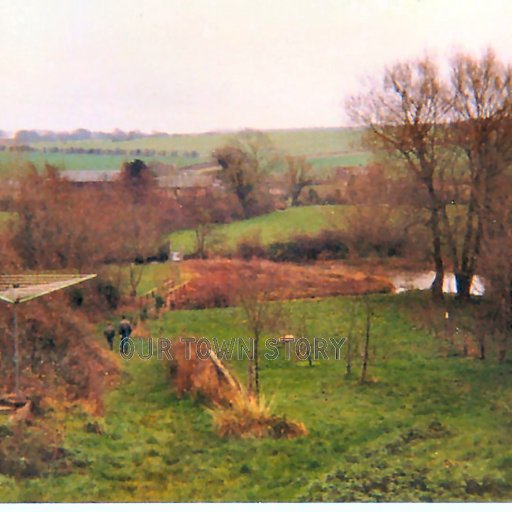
<box><xmin>444</xmin><ymin>50</ymin><xmax>512</xmax><ymax>299</ymax></box>
<box><xmin>285</xmin><ymin>156</ymin><xmax>314</xmax><ymax>206</ymax></box>
<box><xmin>213</xmin><ymin>131</ymin><xmax>277</xmax><ymax>218</ymax></box>
<box><xmin>347</xmin><ymin>58</ymin><xmax>450</xmax><ymax>299</ymax></box>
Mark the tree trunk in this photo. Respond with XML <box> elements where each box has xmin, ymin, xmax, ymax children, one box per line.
<box><xmin>360</xmin><ymin>300</ymin><xmax>371</xmax><ymax>384</ymax></box>
<box><xmin>247</xmin><ymin>358</ymin><xmax>254</xmax><ymax>396</ymax></box>
<box><xmin>431</xmin><ymin>208</ymin><xmax>445</xmax><ymax>301</ymax></box>
<box><xmin>247</xmin><ymin>336</ymin><xmax>260</xmax><ymax>400</ymax></box>
<box><xmin>345</xmin><ymin>337</ymin><xmax>352</xmax><ymax>377</ymax></box>
<box><xmin>254</xmin><ymin>335</ymin><xmax>260</xmax><ymax>400</ymax></box>
<box><xmin>455</xmin><ymin>272</ymin><xmax>472</xmax><ymax>301</ymax></box>
<box><xmin>479</xmin><ymin>336</ymin><xmax>485</xmax><ymax>360</ymax></box>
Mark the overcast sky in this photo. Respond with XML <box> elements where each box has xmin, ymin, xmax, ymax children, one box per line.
<box><xmin>1</xmin><ymin>0</ymin><xmax>512</xmax><ymax>134</ymax></box>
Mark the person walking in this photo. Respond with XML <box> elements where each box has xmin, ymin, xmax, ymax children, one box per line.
<box><xmin>103</xmin><ymin>322</ymin><xmax>116</xmax><ymax>351</ymax></box>
<box><xmin>118</xmin><ymin>315</ymin><xmax>133</xmax><ymax>354</ymax></box>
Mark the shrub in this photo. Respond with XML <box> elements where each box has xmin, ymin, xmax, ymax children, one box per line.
<box><xmin>0</xmin><ymin>296</ymin><xmax>119</xmax><ymax>406</ymax></box>
<box><xmin>96</xmin><ymin>278</ymin><xmax>121</xmax><ymax>310</ymax></box>
<box><xmin>267</xmin><ymin>231</ymin><xmax>349</xmax><ymax>262</ymax></box>
<box><xmin>154</xmin><ymin>294</ymin><xmax>165</xmax><ymax>312</ymax></box>
<box><xmin>166</xmin><ymin>339</ymin><xmax>238</xmax><ymax>404</ymax></box>
<box><xmin>166</xmin><ymin>338</ymin><xmax>307</xmax><ymax>440</ymax></box>
<box><xmin>174</xmin><ymin>270</ymin><xmax>238</xmax><ymax>309</ymax></box>
<box><xmin>0</xmin><ymin>423</ymin><xmax>78</xmax><ymax>479</ymax></box>
<box><xmin>237</xmin><ymin>241</ymin><xmax>266</xmax><ymax>260</ymax></box>
<box><xmin>341</xmin><ymin>206</ymin><xmax>409</xmax><ymax>259</ymax></box>
<box><xmin>208</xmin><ymin>392</ymin><xmax>308</xmax><ymax>440</ymax></box>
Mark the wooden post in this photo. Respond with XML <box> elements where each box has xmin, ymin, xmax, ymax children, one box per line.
<box><xmin>360</xmin><ymin>297</ymin><xmax>371</xmax><ymax>384</ymax></box>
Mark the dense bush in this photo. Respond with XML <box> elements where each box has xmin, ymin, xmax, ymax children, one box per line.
<box><xmin>268</xmin><ymin>231</ymin><xmax>349</xmax><ymax>262</ymax></box>
<box><xmin>0</xmin><ymin>423</ymin><xmax>79</xmax><ymax>479</ymax></box>
<box><xmin>0</xmin><ymin>296</ymin><xmax>119</xmax><ymax>404</ymax></box>
<box><xmin>237</xmin><ymin>241</ymin><xmax>266</xmax><ymax>260</ymax></box>
<box><xmin>96</xmin><ymin>278</ymin><xmax>122</xmax><ymax>310</ymax></box>
<box><xmin>67</xmin><ymin>277</ymin><xmax>121</xmax><ymax>312</ymax></box>
<box><xmin>237</xmin><ymin>230</ymin><xmax>349</xmax><ymax>262</ymax></box>
<box><xmin>341</xmin><ymin>206</ymin><xmax>413</xmax><ymax>259</ymax></box>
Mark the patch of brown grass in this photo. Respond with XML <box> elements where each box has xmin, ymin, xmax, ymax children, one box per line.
<box><xmin>166</xmin><ymin>340</ymin><xmax>239</xmax><ymax>404</ymax></box>
<box><xmin>208</xmin><ymin>392</ymin><xmax>307</xmax><ymax>440</ymax></box>
<box><xmin>172</xmin><ymin>258</ymin><xmax>393</xmax><ymax>309</ymax></box>
<box><xmin>166</xmin><ymin>338</ymin><xmax>307</xmax><ymax>440</ymax></box>
<box><xmin>0</xmin><ymin>295</ymin><xmax>120</xmax><ymax>413</ymax></box>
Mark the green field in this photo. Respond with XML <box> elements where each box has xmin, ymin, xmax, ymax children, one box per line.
<box><xmin>0</xmin><ymin>127</ymin><xmax>368</xmax><ymax>173</ymax></box>
<box><xmin>2</xmin><ymin>294</ymin><xmax>511</xmax><ymax>502</ymax></box>
<box><xmin>309</xmin><ymin>152</ymin><xmax>372</xmax><ymax>172</ymax></box>
<box><xmin>169</xmin><ymin>205</ymin><xmax>352</xmax><ymax>255</ymax></box>
<box><xmin>26</xmin><ymin>127</ymin><xmax>362</xmax><ymax>155</ymax></box>
<box><xmin>103</xmin><ymin>262</ymin><xmax>182</xmax><ymax>297</ymax></box>
<box><xmin>0</xmin><ymin>151</ymin><xmax>202</xmax><ymax>173</ymax></box>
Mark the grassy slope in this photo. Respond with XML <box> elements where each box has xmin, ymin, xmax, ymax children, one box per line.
<box><xmin>169</xmin><ymin>202</ymin><xmax>468</xmax><ymax>257</ymax></box>
<box><xmin>103</xmin><ymin>262</ymin><xmax>182</xmax><ymax>296</ymax></box>
<box><xmin>26</xmin><ymin>128</ymin><xmax>360</xmax><ymax>154</ymax></box>
<box><xmin>170</xmin><ymin>205</ymin><xmax>353</xmax><ymax>255</ymax></box>
<box><xmin>4</xmin><ymin>294</ymin><xmax>512</xmax><ymax>502</ymax></box>
<box><xmin>309</xmin><ymin>152</ymin><xmax>372</xmax><ymax>171</ymax></box>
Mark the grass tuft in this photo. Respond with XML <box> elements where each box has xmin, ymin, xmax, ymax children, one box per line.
<box><xmin>208</xmin><ymin>392</ymin><xmax>307</xmax><ymax>440</ymax></box>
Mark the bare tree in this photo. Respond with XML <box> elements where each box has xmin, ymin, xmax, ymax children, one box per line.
<box><xmin>128</xmin><ymin>263</ymin><xmax>144</xmax><ymax>298</ymax></box>
<box><xmin>478</xmin><ymin>173</ymin><xmax>512</xmax><ymax>360</ymax></box>
<box><xmin>237</xmin><ymin>266</ymin><xmax>282</xmax><ymax>400</ymax></box>
<box><xmin>285</xmin><ymin>156</ymin><xmax>314</xmax><ymax>206</ymax></box>
<box><xmin>360</xmin><ymin>294</ymin><xmax>373</xmax><ymax>384</ymax></box>
<box><xmin>443</xmin><ymin>50</ymin><xmax>512</xmax><ymax>299</ymax></box>
<box><xmin>213</xmin><ymin>131</ymin><xmax>278</xmax><ymax>218</ymax></box>
<box><xmin>345</xmin><ymin>300</ymin><xmax>359</xmax><ymax>377</ymax></box>
<box><xmin>347</xmin><ymin>58</ymin><xmax>451</xmax><ymax>300</ymax></box>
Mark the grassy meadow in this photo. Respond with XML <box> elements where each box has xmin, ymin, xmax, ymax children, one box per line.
<box><xmin>0</xmin><ymin>151</ymin><xmax>202</xmax><ymax>173</ymax></box>
<box><xmin>2</xmin><ymin>294</ymin><xmax>511</xmax><ymax>502</ymax></box>
<box><xmin>26</xmin><ymin>127</ymin><xmax>362</xmax><ymax>155</ymax></box>
<box><xmin>0</xmin><ymin>127</ymin><xmax>370</xmax><ymax>173</ymax></box>
<box><xmin>169</xmin><ymin>205</ymin><xmax>352</xmax><ymax>255</ymax></box>
<box><xmin>103</xmin><ymin>262</ymin><xmax>182</xmax><ymax>297</ymax></box>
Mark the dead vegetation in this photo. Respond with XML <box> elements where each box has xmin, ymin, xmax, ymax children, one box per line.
<box><xmin>208</xmin><ymin>392</ymin><xmax>307</xmax><ymax>440</ymax></box>
<box><xmin>0</xmin><ymin>295</ymin><xmax>120</xmax><ymax>413</ymax></box>
<box><xmin>169</xmin><ymin>258</ymin><xmax>393</xmax><ymax>310</ymax></box>
<box><xmin>165</xmin><ymin>338</ymin><xmax>307</xmax><ymax>440</ymax></box>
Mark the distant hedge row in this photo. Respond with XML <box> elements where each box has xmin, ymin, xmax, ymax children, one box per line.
<box><xmin>236</xmin><ymin>229</ymin><xmax>406</xmax><ymax>262</ymax></box>
<box><xmin>0</xmin><ymin>145</ymin><xmax>200</xmax><ymax>158</ymax></box>
<box><xmin>237</xmin><ymin>230</ymin><xmax>349</xmax><ymax>262</ymax></box>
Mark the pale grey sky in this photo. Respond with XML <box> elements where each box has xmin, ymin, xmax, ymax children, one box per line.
<box><xmin>1</xmin><ymin>0</ymin><xmax>512</xmax><ymax>133</ymax></box>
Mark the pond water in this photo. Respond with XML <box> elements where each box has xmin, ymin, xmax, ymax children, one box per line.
<box><xmin>388</xmin><ymin>271</ymin><xmax>485</xmax><ymax>296</ymax></box>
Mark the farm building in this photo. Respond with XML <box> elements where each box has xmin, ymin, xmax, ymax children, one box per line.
<box><xmin>157</xmin><ymin>162</ymin><xmax>223</xmax><ymax>199</ymax></box>
<box><xmin>58</xmin><ymin>162</ymin><xmax>223</xmax><ymax>199</ymax></box>
<box><xmin>58</xmin><ymin>169</ymin><xmax>121</xmax><ymax>189</ymax></box>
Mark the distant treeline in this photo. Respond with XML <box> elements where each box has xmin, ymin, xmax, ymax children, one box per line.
<box><xmin>7</xmin><ymin>128</ymin><xmax>172</xmax><ymax>143</ymax></box>
<box><xmin>0</xmin><ymin>144</ymin><xmax>200</xmax><ymax>159</ymax></box>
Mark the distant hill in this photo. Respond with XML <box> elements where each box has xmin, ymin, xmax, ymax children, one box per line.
<box><xmin>0</xmin><ymin>127</ymin><xmax>370</xmax><ymax>174</ymax></box>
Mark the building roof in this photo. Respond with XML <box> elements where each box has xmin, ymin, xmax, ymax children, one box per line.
<box><xmin>0</xmin><ymin>274</ymin><xmax>97</xmax><ymax>304</ymax></box>
<box><xmin>178</xmin><ymin>162</ymin><xmax>222</xmax><ymax>173</ymax></box>
<box><xmin>59</xmin><ymin>170</ymin><xmax>120</xmax><ymax>182</ymax></box>
<box><xmin>157</xmin><ymin>166</ymin><xmax>222</xmax><ymax>189</ymax></box>
<box><xmin>58</xmin><ymin>163</ymin><xmax>223</xmax><ymax>188</ymax></box>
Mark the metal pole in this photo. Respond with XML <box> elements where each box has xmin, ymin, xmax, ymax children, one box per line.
<box><xmin>13</xmin><ymin>306</ymin><xmax>20</xmax><ymax>401</ymax></box>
